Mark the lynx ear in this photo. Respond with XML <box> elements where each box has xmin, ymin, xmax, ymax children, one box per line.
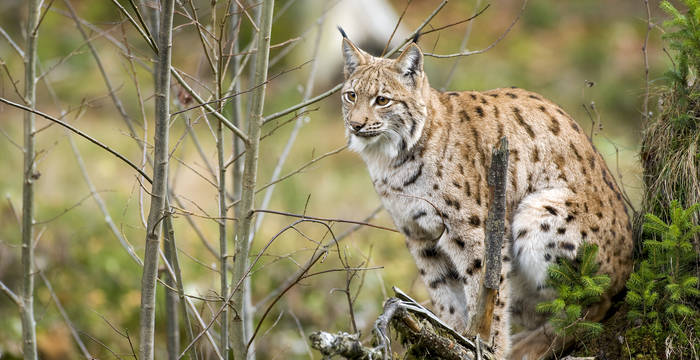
<box><xmin>340</xmin><ymin>28</ymin><xmax>367</xmax><ymax>77</ymax></box>
<box><xmin>394</xmin><ymin>42</ymin><xmax>423</xmax><ymax>84</ymax></box>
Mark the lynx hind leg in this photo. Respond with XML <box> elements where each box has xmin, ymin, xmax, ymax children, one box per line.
<box><xmin>509</xmin><ymin>188</ymin><xmax>584</xmax><ymax>332</ymax></box>
<box><xmin>508</xmin><ymin>188</ymin><xmax>610</xmax><ymax>360</ymax></box>
<box><xmin>511</xmin><ymin>188</ymin><xmax>583</xmax><ymax>293</ymax></box>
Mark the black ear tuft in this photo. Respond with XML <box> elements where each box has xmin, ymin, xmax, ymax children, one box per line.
<box><xmin>337</xmin><ymin>26</ymin><xmax>348</xmax><ymax>39</ymax></box>
<box><xmin>412</xmin><ymin>32</ymin><xmax>420</xmax><ymax>44</ymax></box>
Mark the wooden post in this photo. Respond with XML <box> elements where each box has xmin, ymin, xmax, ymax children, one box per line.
<box><xmin>469</xmin><ymin>137</ymin><xmax>509</xmax><ymax>340</ymax></box>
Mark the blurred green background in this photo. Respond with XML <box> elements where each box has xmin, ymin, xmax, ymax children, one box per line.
<box><xmin>0</xmin><ymin>0</ymin><xmax>671</xmax><ymax>358</ymax></box>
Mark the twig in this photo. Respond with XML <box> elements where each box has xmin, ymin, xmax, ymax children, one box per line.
<box><xmin>442</xmin><ymin>0</ymin><xmax>483</xmax><ymax>90</ymax></box>
<box><xmin>80</xmin><ymin>331</ymin><xmax>123</xmax><ymax>360</ymax></box>
<box><xmin>0</xmin><ymin>26</ymin><xmax>25</xmax><ymax>58</ymax></box>
<box><xmin>0</xmin><ymin>280</ymin><xmax>21</xmax><ymax>307</ymax></box>
<box><xmin>339</xmin><ymin>250</ymin><xmax>359</xmax><ymax>333</ymax></box>
<box><xmin>170</xmin><ymin>68</ymin><xmax>249</xmax><ymax>144</ymax></box>
<box><xmin>253</xmin><ymin>145</ymin><xmax>347</xmax><ymax>197</ymax></box>
<box><xmin>0</xmin><ymin>97</ymin><xmax>152</xmax><ymax>183</ymax></box>
<box><xmin>423</xmin><ymin>0</ymin><xmax>527</xmax><ymax>58</ymax></box>
<box><xmin>1</xmin><ymin>61</ymin><xmax>26</xmax><ymax>104</ymax></box>
<box><xmin>301</xmin><ymin>266</ymin><xmax>384</xmax><ymax>280</ymax></box>
<box><xmin>384</xmin><ymin>0</ymin><xmax>449</xmax><ymax>58</ymax></box>
<box><xmin>109</xmin><ymin>0</ymin><xmax>159</xmax><ymax>53</ymax></box>
<box><xmin>252</xmin><ymin>209</ymin><xmax>398</xmax><ymax>233</ymax></box>
<box><xmin>418</xmin><ymin>3</ymin><xmax>490</xmax><ymax>37</ymax></box>
<box><xmin>262</xmin><ymin>83</ymin><xmax>343</xmax><ymax>124</ymax></box>
<box><xmin>185</xmin><ymin>0</ymin><xmax>217</xmax><ymax>76</ymax></box>
<box><xmin>245</xmin><ymin>220</ymin><xmax>341</xmax><ymax>351</ymax></box>
<box><xmin>128</xmin><ymin>0</ymin><xmax>156</xmax><ymax>48</ymax></box>
<box><xmin>182</xmin><ymin>219</ymin><xmax>335</xmax><ymax>359</ymax></box>
<box><xmin>39</xmin><ymin>271</ymin><xmax>93</xmax><ymax>359</ymax></box>
<box><xmin>170</xmin><ymin>59</ymin><xmax>310</xmax><ymax>119</ymax></box>
<box><xmin>262</xmin><ymin>0</ymin><xmax>450</xmax><ymax>125</ymax></box>
<box><xmin>67</xmin><ymin>134</ymin><xmax>143</xmax><ymax>263</ymax></box>
<box><xmin>255</xmin><ymin>205</ymin><xmax>383</xmax><ymax>309</ymax></box>
<box><xmin>63</xmin><ymin>0</ymin><xmax>139</xmax><ymax>138</ymax></box>
<box><xmin>290</xmin><ymin>308</ymin><xmax>314</xmax><ymax>360</ymax></box>
<box><xmin>233</xmin><ymin>0</ymin><xmax>260</xmax><ymax>32</ymax></box>
<box><xmin>34</xmin><ymin>0</ymin><xmax>56</xmax><ymax>36</ymax></box>
<box><xmin>380</xmin><ymin>0</ymin><xmax>413</xmax><ymax>57</ymax></box>
<box><xmin>251</xmin><ymin>20</ymin><xmax>326</xmax><ymax>233</ymax></box>
<box><xmin>170</xmin><ymin>191</ymin><xmax>220</xmax><ymax>258</ymax></box>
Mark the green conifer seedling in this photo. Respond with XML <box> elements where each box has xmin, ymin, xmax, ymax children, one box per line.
<box><xmin>537</xmin><ymin>243</ymin><xmax>610</xmax><ymax>337</ymax></box>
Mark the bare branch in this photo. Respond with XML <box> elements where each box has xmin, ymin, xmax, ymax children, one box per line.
<box><xmin>170</xmin><ymin>68</ymin><xmax>249</xmax><ymax>144</ymax></box>
<box><xmin>253</xmin><ymin>13</ymin><xmax>325</xmax><ymax>237</ymax></box>
<box><xmin>262</xmin><ymin>83</ymin><xmax>343</xmax><ymax>124</ymax></box>
<box><xmin>263</xmin><ymin>0</ymin><xmax>451</xmax><ymax>125</ymax></box>
<box><xmin>255</xmin><ymin>206</ymin><xmax>383</xmax><ymax>309</ymax></box>
<box><xmin>184</xmin><ymin>0</ymin><xmax>217</xmax><ymax>75</ymax></box>
<box><xmin>39</xmin><ymin>271</ymin><xmax>93</xmax><ymax>359</ymax></box>
<box><xmin>0</xmin><ymin>26</ymin><xmax>25</xmax><ymax>58</ymax></box>
<box><xmin>246</xmin><ymin>220</ymin><xmax>342</xmax><ymax>351</ymax></box>
<box><xmin>380</xmin><ymin>0</ymin><xmax>413</xmax><ymax>57</ymax></box>
<box><xmin>441</xmin><ymin>0</ymin><xmax>483</xmax><ymax>90</ymax></box>
<box><xmin>384</xmin><ymin>0</ymin><xmax>449</xmax><ymax>58</ymax></box>
<box><xmin>253</xmin><ymin>145</ymin><xmax>347</xmax><ymax>202</ymax></box>
<box><xmin>0</xmin><ymin>280</ymin><xmax>21</xmax><ymax>307</ymax></box>
<box><xmin>417</xmin><ymin>3</ymin><xmax>490</xmax><ymax>37</ymax></box>
<box><xmin>0</xmin><ymin>97</ymin><xmax>152</xmax><ymax>183</ymax></box>
<box><xmin>252</xmin><ymin>209</ymin><xmax>398</xmax><ymax>234</ymax></box>
<box><xmin>109</xmin><ymin>0</ymin><xmax>159</xmax><ymax>53</ymax></box>
<box><xmin>63</xmin><ymin>0</ymin><xmax>140</xmax><ymax>138</ymax></box>
<box><xmin>68</xmin><ymin>135</ymin><xmax>143</xmax><ymax>265</ymax></box>
<box><xmin>424</xmin><ymin>0</ymin><xmax>527</xmax><ymax>59</ymax></box>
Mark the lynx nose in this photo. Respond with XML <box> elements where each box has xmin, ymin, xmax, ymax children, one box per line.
<box><xmin>349</xmin><ymin>121</ymin><xmax>365</xmax><ymax>132</ymax></box>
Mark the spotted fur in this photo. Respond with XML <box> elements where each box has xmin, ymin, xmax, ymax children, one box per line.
<box><xmin>340</xmin><ymin>38</ymin><xmax>634</xmax><ymax>359</ymax></box>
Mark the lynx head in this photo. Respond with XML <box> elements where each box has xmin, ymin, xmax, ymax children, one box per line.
<box><xmin>340</xmin><ymin>30</ymin><xmax>429</xmax><ymax>162</ymax></box>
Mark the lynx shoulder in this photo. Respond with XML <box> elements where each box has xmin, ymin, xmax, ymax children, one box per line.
<box><xmin>340</xmin><ymin>35</ymin><xmax>634</xmax><ymax>360</ymax></box>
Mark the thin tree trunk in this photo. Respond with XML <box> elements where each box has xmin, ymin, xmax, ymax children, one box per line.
<box><xmin>165</xmin><ymin>210</ymin><xmax>200</xmax><ymax>360</ymax></box>
<box><xmin>243</xmin><ymin>6</ymin><xmax>263</xmax><ymax>359</ymax></box>
<box><xmin>217</xmin><ymin>73</ymin><xmax>230</xmax><ymax>360</ymax></box>
<box><xmin>231</xmin><ymin>0</ymin><xmax>274</xmax><ymax>358</ymax></box>
<box><xmin>216</xmin><ymin>6</ymin><xmax>230</xmax><ymax>358</ymax></box>
<box><xmin>164</xmin><ymin>217</ymin><xmax>180</xmax><ymax>360</ymax></box>
<box><xmin>139</xmin><ymin>0</ymin><xmax>175</xmax><ymax>358</ymax></box>
<box><xmin>21</xmin><ymin>0</ymin><xmax>40</xmax><ymax>358</ymax></box>
<box><xmin>228</xmin><ymin>3</ymin><xmax>246</xmax><ymax>358</ymax></box>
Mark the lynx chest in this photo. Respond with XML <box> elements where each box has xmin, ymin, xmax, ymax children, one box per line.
<box><xmin>367</xmin><ymin>156</ymin><xmax>446</xmax><ymax>242</ymax></box>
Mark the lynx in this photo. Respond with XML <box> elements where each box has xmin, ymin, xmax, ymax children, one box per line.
<box><xmin>340</xmin><ymin>34</ymin><xmax>634</xmax><ymax>359</ymax></box>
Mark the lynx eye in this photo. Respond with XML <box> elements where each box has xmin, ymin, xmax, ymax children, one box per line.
<box><xmin>375</xmin><ymin>96</ymin><xmax>390</xmax><ymax>106</ymax></box>
<box><xmin>344</xmin><ymin>91</ymin><xmax>356</xmax><ymax>102</ymax></box>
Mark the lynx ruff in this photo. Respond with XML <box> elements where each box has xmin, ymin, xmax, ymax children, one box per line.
<box><xmin>340</xmin><ymin>35</ymin><xmax>634</xmax><ymax>359</ymax></box>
